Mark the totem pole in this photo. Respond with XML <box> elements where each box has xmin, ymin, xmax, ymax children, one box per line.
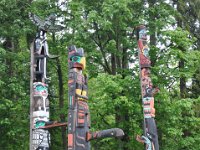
<box><xmin>67</xmin><ymin>45</ymin><xmax>124</xmax><ymax>150</ymax></box>
<box><xmin>136</xmin><ymin>25</ymin><xmax>159</xmax><ymax>150</ymax></box>
<box><xmin>29</xmin><ymin>13</ymin><xmax>62</xmax><ymax>150</ymax></box>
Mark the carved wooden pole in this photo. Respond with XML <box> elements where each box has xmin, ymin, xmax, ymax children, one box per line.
<box><xmin>30</xmin><ymin>42</ymin><xmax>34</xmax><ymax>150</ymax></box>
<box><xmin>29</xmin><ymin>13</ymin><xmax>60</xmax><ymax>150</ymax></box>
<box><xmin>68</xmin><ymin>45</ymin><xmax>90</xmax><ymax>150</ymax></box>
<box><xmin>67</xmin><ymin>45</ymin><xmax>124</xmax><ymax>150</ymax></box>
<box><xmin>136</xmin><ymin>25</ymin><xmax>159</xmax><ymax>150</ymax></box>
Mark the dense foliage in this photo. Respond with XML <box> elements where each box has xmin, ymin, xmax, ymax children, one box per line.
<box><xmin>0</xmin><ymin>0</ymin><xmax>199</xmax><ymax>149</ymax></box>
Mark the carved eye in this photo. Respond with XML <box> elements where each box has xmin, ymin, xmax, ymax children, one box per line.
<box><xmin>71</xmin><ymin>56</ymin><xmax>81</xmax><ymax>62</ymax></box>
<box><xmin>36</xmin><ymin>85</ymin><xmax>43</xmax><ymax>91</ymax></box>
<box><xmin>35</xmin><ymin>121</ymin><xmax>45</xmax><ymax>128</ymax></box>
<box><xmin>36</xmin><ymin>85</ymin><xmax>47</xmax><ymax>92</ymax></box>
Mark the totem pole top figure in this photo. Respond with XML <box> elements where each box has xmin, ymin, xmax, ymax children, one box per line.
<box><xmin>68</xmin><ymin>45</ymin><xmax>86</xmax><ymax>70</ymax></box>
<box><xmin>136</xmin><ymin>25</ymin><xmax>147</xmax><ymax>40</ymax></box>
<box><xmin>136</xmin><ymin>25</ymin><xmax>151</xmax><ymax>68</ymax></box>
<box><xmin>29</xmin><ymin>13</ymin><xmax>63</xmax><ymax>32</ymax></box>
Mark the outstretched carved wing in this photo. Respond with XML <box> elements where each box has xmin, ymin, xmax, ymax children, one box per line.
<box><xmin>29</xmin><ymin>13</ymin><xmax>45</xmax><ymax>30</ymax></box>
<box><xmin>29</xmin><ymin>13</ymin><xmax>64</xmax><ymax>32</ymax></box>
<box><xmin>48</xmin><ymin>25</ymin><xmax>64</xmax><ymax>32</ymax></box>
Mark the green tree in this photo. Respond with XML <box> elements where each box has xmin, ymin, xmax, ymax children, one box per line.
<box><xmin>0</xmin><ymin>0</ymin><xmax>32</xmax><ymax>149</ymax></box>
<box><xmin>0</xmin><ymin>0</ymin><xmax>200</xmax><ymax>149</ymax></box>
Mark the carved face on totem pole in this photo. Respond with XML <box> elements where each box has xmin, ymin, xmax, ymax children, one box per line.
<box><xmin>33</xmin><ymin>82</ymin><xmax>49</xmax><ymax>127</ymax></box>
<box><xmin>68</xmin><ymin>45</ymin><xmax>86</xmax><ymax>70</ymax></box>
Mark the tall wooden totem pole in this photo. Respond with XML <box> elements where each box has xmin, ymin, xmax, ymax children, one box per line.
<box><xmin>29</xmin><ymin>13</ymin><xmax>63</xmax><ymax>150</ymax></box>
<box><xmin>136</xmin><ymin>25</ymin><xmax>159</xmax><ymax>150</ymax></box>
<box><xmin>67</xmin><ymin>45</ymin><xmax>124</xmax><ymax>150</ymax></box>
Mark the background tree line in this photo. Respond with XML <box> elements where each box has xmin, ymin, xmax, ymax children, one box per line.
<box><xmin>0</xmin><ymin>0</ymin><xmax>199</xmax><ymax>149</ymax></box>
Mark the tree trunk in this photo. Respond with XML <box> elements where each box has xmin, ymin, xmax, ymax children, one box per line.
<box><xmin>52</xmin><ymin>32</ymin><xmax>67</xmax><ymax>150</ymax></box>
<box><xmin>122</xmin><ymin>47</ymin><xmax>128</xmax><ymax>70</ymax></box>
<box><xmin>56</xmin><ymin>58</ymin><xmax>67</xmax><ymax>150</ymax></box>
<box><xmin>111</xmin><ymin>53</ymin><xmax>116</xmax><ymax>75</ymax></box>
<box><xmin>148</xmin><ymin>0</ymin><xmax>157</xmax><ymax>67</ymax></box>
<box><xmin>176</xmin><ymin>0</ymin><xmax>186</xmax><ymax>98</ymax></box>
